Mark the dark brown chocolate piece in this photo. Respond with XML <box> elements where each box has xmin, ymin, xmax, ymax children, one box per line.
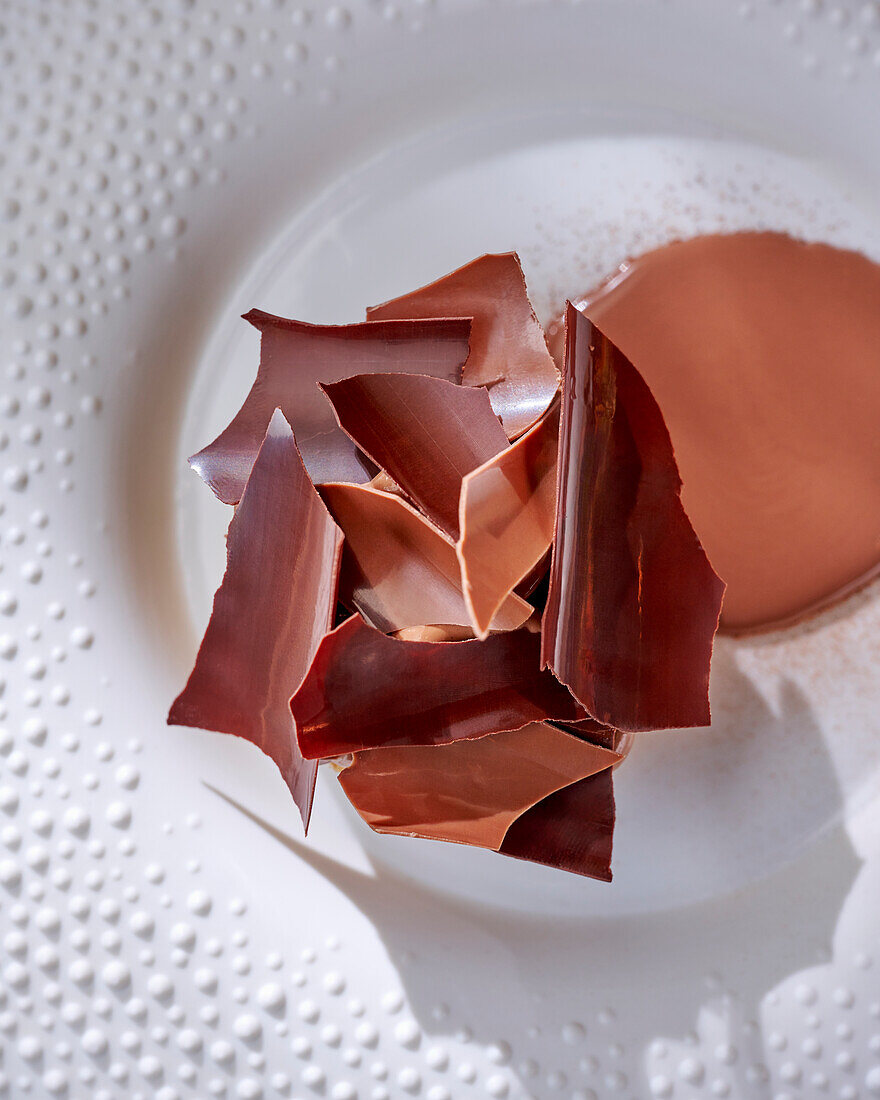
<box><xmin>319</xmin><ymin>482</ymin><xmax>532</xmax><ymax>634</ymax></box>
<box><xmin>169</xmin><ymin>411</ymin><xmax>343</xmax><ymax>830</ymax></box>
<box><xmin>337</xmin><ymin>722</ymin><xmax>620</xmax><ymax>850</ymax></box>
<box><xmin>541</xmin><ymin>305</ymin><xmax>725</xmax><ymax>732</ymax></box>
<box><xmin>321</xmin><ymin>373</ymin><xmax>509</xmax><ymax>539</ymax></box>
<box><xmin>367</xmin><ymin>253</ymin><xmax>559</xmax><ymax>439</ymax></box>
<box><xmin>190</xmin><ymin>311</ymin><xmax>471</xmax><ymax>503</ymax></box>
<box><xmin>499</xmin><ymin>768</ymin><xmax>616</xmax><ymax>881</ymax></box>
<box><xmin>458</xmin><ymin>402</ymin><xmax>559</xmax><ymax>637</ymax></box>
<box><xmin>293</xmin><ymin>614</ymin><xmax>585</xmax><ymax>760</ymax></box>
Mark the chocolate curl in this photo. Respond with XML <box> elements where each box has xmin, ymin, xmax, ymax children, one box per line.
<box><xmin>320</xmin><ymin>373</ymin><xmax>509</xmax><ymax>540</ymax></box>
<box><xmin>168</xmin><ymin>410</ymin><xmax>342</xmax><ymax>831</ymax></box>
<box><xmin>541</xmin><ymin>305</ymin><xmax>725</xmax><ymax>732</ymax></box>
<box><xmin>337</xmin><ymin>723</ymin><xmax>621</xmax><ymax>851</ymax></box>
<box><xmin>293</xmin><ymin>615</ymin><xmax>585</xmax><ymax>760</ymax></box>
<box><xmin>499</xmin><ymin>768</ymin><xmax>616</xmax><ymax>881</ymax></box>
<box><xmin>367</xmin><ymin>253</ymin><xmax>559</xmax><ymax>439</ymax></box>
<box><xmin>319</xmin><ymin>482</ymin><xmax>532</xmax><ymax>634</ymax></box>
<box><xmin>190</xmin><ymin>311</ymin><xmax>471</xmax><ymax>503</ymax></box>
<box><xmin>457</xmin><ymin>402</ymin><xmax>559</xmax><ymax>638</ymax></box>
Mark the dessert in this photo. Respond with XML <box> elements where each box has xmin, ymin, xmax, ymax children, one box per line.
<box><xmin>564</xmin><ymin>231</ymin><xmax>880</xmax><ymax>632</ymax></box>
<box><xmin>170</xmin><ymin>250</ymin><xmax>728</xmax><ymax>881</ymax></box>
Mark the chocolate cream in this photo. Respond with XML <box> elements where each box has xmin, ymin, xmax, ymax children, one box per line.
<box><xmin>556</xmin><ymin>231</ymin><xmax>880</xmax><ymax>633</ymax></box>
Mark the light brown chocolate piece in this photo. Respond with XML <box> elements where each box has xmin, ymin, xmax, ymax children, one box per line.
<box><xmin>367</xmin><ymin>253</ymin><xmax>559</xmax><ymax>439</ymax></box>
<box><xmin>319</xmin><ymin>482</ymin><xmax>532</xmax><ymax>634</ymax></box>
<box><xmin>337</xmin><ymin>722</ymin><xmax>620</xmax><ymax>850</ymax></box>
<box><xmin>458</xmin><ymin>402</ymin><xmax>559</xmax><ymax>637</ymax></box>
<box><xmin>576</xmin><ymin>231</ymin><xmax>880</xmax><ymax>632</ymax></box>
<box><xmin>393</xmin><ymin>625</ymin><xmax>476</xmax><ymax>642</ymax></box>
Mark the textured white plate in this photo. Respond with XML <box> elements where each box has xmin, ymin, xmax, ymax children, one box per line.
<box><xmin>2</xmin><ymin>1</ymin><xmax>880</xmax><ymax>1098</ymax></box>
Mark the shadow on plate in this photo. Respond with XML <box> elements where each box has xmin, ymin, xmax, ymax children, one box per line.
<box><xmin>206</xmin><ymin>657</ymin><xmax>863</xmax><ymax>1097</ymax></box>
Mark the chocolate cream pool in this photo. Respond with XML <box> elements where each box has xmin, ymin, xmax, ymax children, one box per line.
<box><xmin>550</xmin><ymin>231</ymin><xmax>880</xmax><ymax>633</ymax></box>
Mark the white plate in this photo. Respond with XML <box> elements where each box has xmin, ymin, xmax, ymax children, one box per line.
<box><xmin>3</xmin><ymin>1</ymin><xmax>880</xmax><ymax>1098</ymax></box>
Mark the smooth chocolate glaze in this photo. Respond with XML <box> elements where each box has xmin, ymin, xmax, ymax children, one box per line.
<box><xmin>564</xmin><ymin>232</ymin><xmax>880</xmax><ymax>633</ymax></box>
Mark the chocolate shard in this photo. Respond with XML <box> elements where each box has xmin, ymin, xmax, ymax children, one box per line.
<box><xmin>320</xmin><ymin>373</ymin><xmax>509</xmax><ymax>539</ymax></box>
<box><xmin>293</xmin><ymin>614</ymin><xmax>585</xmax><ymax>760</ymax></box>
<box><xmin>393</xmin><ymin>625</ymin><xmax>475</xmax><ymax>642</ymax></box>
<box><xmin>499</xmin><ymin>768</ymin><xmax>616</xmax><ymax>881</ymax></box>
<box><xmin>337</xmin><ymin>722</ymin><xmax>621</xmax><ymax>851</ymax></box>
<box><xmin>458</xmin><ymin>401</ymin><xmax>559</xmax><ymax>638</ymax></box>
<box><xmin>319</xmin><ymin>482</ymin><xmax>532</xmax><ymax>634</ymax></box>
<box><xmin>190</xmin><ymin>311</ymin><xmax>471</xmax><ymax>504</ymax></box>
<box><xmin>367</xmin><ymin>253</ymin><xmax>559</xmax><ymax>439</ymax></box>
<box><xmin>168</xmin><ymin>410</ymin><xmax>342</xmax><ymax>831</ymax></box>
<box><xmin>541</xmin><ymin>305</ymin><xmax>725</xmax><ymax>732</ymax></box>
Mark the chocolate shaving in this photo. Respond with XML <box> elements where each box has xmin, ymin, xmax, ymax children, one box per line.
<box><xmin>190</xmin><ymin>311</ymin><xmax>471</xmax><ymax>504</ymax></box>
<box><xmin>319</xmin><ymin>482</ymin><xmax>532</xmax><ymax>633</ymax></box>
<box><xmin>293</xmin><ymin>614</ymin><xmax>585</xmax><ymax>760</ymax></box>
<box><xmin>321</xmin><ymin>373</ymin><xmax>509</xmax><ymax>539</ymax></box>
<box><xmin>168</xmin><ymin>410</ymin><xmax>343</xmax><ymax>830</ymax></box>
<box><xmin>367</xmin><ymin>253</ymin><xmax>559</xmax><ymax>439</ymax></box>
<box><xmin>541</xmin><ymin>305</ymin><xmax>725</xmax><ymax>731</ymax></box>
<box><xmin>499</xmin><ymin>768</ymin><xmax>616</xmax><ymax>881</ymax></box>
<box><xmin>393</xmin><ymin>625</ymin><xmax>475</xmax><ymax>642</ymax></box>
<box><xmin>458</xmin><ymin>402</ymin><xmax>559</xmax><ymax>637</ymax></box>
<box><xmin>337</xmin><ymin>722</ymin><xmax>621</xmax><ymax>850</ymax></box>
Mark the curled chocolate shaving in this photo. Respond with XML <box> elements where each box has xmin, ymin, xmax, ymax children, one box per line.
<box><xmin>169</xmin><ymin>410</ymin><xmax>343</xmax><ymax>830</ymax></box>
<box><xmin>190</xmin><ymin>311</ymin><xmax>471</xmax><ymax>503</ymax></box>
<box><xmin>499</xmin><ymin>768</ymin><xmax>616</xmax><ymax>881</ymax></box>
<box><xmin>458</xmin><ymin>402</ymin><xmax>559</xmax><ymax>637</ymax></box>
<box><xmin>337</xmin><ymin>722</ymin><xmax>621</xmax><ymax>850</ymax></box>
<box><xmin>367</xmin><ymin>253</ymin><xmax>559</xmax><ymax>439</ymax></box>
<box><xmin>321</xmin><ymin>373</ymin><xmax>509</xmax><ymax>539</ymax></box>
<box><xmin>541</xmin><ymin>305</ymin><xmax>725</xmax><ymax>731</ymax></box>
<box><xmin>319</xmin><ymin>482</ymin><xmax>532</xmax><ymax>634</ymax></box>
<box><xmin>293</xmin><ymin>614</ymin><xmax>585</xmax><ymax>760</ymax></box>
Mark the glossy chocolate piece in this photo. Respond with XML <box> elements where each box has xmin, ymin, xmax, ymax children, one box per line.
<box><xmin>321</xmin><ymin>373</ymin><xmax>508</xmax><ymax>539</ymax></box>
<box><xmin>319</xmin><ymin>482</ymin><xmax>532</xmax><ymax>633</ymax></box>
<box><xmin>458</xmin><ymin>402</ymin><xmax>559</xmax><ymax>637</ymax></box>
<box><xmin>499</xmin><ymin>768</ymin><xmax>616</xmax><ymax>881</ymax></box>
<box><xmin>541</xmin><ymin>306</ymin><xmax>725</xmax><ymax>732</ymax></box>
<box><xmin>293</xmin><ymin>614</ymin><xmax>585</xmax><ymax>760</ymax></box>
<box><xmin>190</xmin><ymin>310</ymin><xmax>471</xmax><ymax>503</ymax></box>
<box><xmin>337</xmin><ymin>722</ymin><xmax>621</xmax><ymax>850</ymax></box>
<box><xmin>168</xmin><ymin>411</ymin><xmax>343</xmax><ymax>830</ymax></box>
<box><xmin>577</xmin><ymin>232</ymin><xmax>880</xmax><ymax>632</ymax></box>
<box><xmin>367</xmin><ymin>253</ymin><xmax>559</xmax><ymax>438</ymax></box>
